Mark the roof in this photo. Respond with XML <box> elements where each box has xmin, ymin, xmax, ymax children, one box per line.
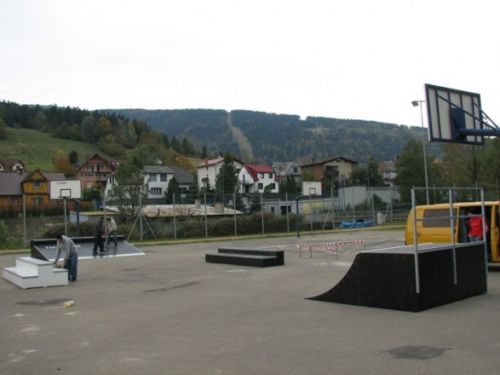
<box><xmin>0</xmin><ymin>159</ymin><xmax>25</xmax><ymax>171</ymax></box>
<box><xmin>197</xmin><ymin>156</ymin><xmax>245</xmax><ymax>169</ymax></box>
<box><xmin>243</xmin><ymin>164</ymin><xmax>274</xmax><ymax>182</ymax></box>
<box><xmin>0</xmin><ymin>172</ymin><xmax>27</xmax><ymax>195</ymax></box>
<box><xmin>197</xmin><ymin>157</ymin><xmax>224</xmax><ymax>168</ymax></box>
<box><xmin>143</xmin><ymin>165</ymin><xmax>175</xmax><ymax>174</ymax></box>
<box><xmin>168</xmin><ymin>166</ymin><xmax>195</xmax><ymax>185</ymax></box>
<box><xmin>301</xmin><ymin>156</ymin><xmax>357</xmax><ymax>168</ymax></box>
<box><xmin>76</xmin><ymin>153</ymin><xmax>114</xmax><ymax>171</ymax></box>
<box><xmin>23</xmin><ymin>170</ymin><xmax>66</xmax><ymax>181</ymax></box>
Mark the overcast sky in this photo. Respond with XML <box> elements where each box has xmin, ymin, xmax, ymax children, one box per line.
<box><xmin>1</xmin><ymin>0</ymin><xmax>499</xmax><ymax>126</ymax></box>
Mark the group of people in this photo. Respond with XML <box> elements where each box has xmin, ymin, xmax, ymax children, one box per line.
<box><xmin>53</xmin><ymin>216</ymin><xmax>118</xmax><ymax>282</ymax></box>
<box><xmin>93</xmin><ymin>216</ymin><xmax>118</xmax><ymax>256</ymax></box>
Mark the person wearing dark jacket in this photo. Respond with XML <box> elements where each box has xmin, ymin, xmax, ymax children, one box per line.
<box><xmin>93</xmin><ymin>217</ymin><xmax>105</xmax><ymax>256</ymax></box>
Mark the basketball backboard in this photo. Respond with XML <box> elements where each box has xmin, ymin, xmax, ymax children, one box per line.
<box><xmin>50</xmin><ymin>180</ymin><xmax>82</xmax><ymax>200</ymax></box>
<box><xmin>302</xmin><ymin>181</ymin><xmax>322</xmax><ymax>196</ymax></box>
<box><xmin>425</xmin><ymin>84</ymin><xmax>484</xmax><ymax>145</ymax></box>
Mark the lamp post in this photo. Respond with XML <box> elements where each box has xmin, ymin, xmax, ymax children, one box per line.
<box><xmin>412</xmin><ymin>100</ymin><xmax>430</xmax><ymax>205</ymax></box>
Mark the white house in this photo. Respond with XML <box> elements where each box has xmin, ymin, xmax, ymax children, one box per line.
<box><xmin>104</xmin><ymin>165</ymin><xmax>175</xmax><ymax>201</ymax></box>
<box><xmin>197</xmin><ymin>157</ymin><xmax>243</xmax><ymax>191</ymax></box>
<box><xmin>143</xmin><ymin>165</ymin><xmax>175</xmax><ymax>199</ymax></box>
<box><xmin>238</xmin><ymin>164</ymin><xmax>279</xmax><ymax>194</ymax></box>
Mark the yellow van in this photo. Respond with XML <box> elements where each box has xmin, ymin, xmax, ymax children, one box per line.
<box><xmin>405</xmin><ymin>201</ymin><xmax>500</xmax><ymax>263</ymax></box>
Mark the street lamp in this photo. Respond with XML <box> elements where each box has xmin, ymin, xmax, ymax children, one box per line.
<box><xmin>411</xmin><ymin>100</ymin><xmax>430</xmax><ymax>205</ymax></box>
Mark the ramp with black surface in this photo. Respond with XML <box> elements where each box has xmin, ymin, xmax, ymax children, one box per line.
<box><xmin>206</xmin><ymin>248</ymin><xmax>284</xmax><ymax>267</ymax></box>
<box><xmin>310</xmin><ymin>243</ymin><xmax>486</xmax><ymax>312</ymax></box>
<box><xmin>31</xmin><ymin>236</ymin><xmax>144</xmax><ymax>261</ymax></box>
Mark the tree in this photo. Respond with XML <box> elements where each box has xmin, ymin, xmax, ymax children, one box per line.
<box><xmin>164</xmin><ymin>177</ymin><xmax>180</xmax><ymax>204</ymax></box>
<box><xmin>80</xmin><ymin>115</ymin><xmax>100</xmax><ymax>143</ymax></box>
<box><xmin>52</xmin><ymin>150</ymin><xmax>76</xmax><ymax>176</ymax></box>
<box><xmin>0</xmin><ymin>118</ymin><xmax>7</xmax><ymax>139</ymax></box>
<box><xmin>68</xmin><ymin>150</ymin><xmax>79</xmax><ymax>165</ymax></box>
<box><xmin>113</xmin><ymin>161</ymin><xmax>148</xmax><ymax>218</ymax></box>
<box><xmin>215</xmin><ymin>153</ymin><xmax>239</xmax><ymax>201</ymax></box>
<box><xmin>279</xmin><ymin>175</ymin><xmax>300</xmax><ymax>194</ymax></box>
<box><xmin>395</xmin><ymin>139</ymin><xmax>442</xmax><ymax>203</ymax></box>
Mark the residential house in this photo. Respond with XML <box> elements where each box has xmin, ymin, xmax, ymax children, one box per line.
<box><xmin>272</xmin><ymin>161</ymin><xmax>301</xmax><ymax>183</ymax></box>
<box><xmin>21</xmin><ymin>170</ymin><xmax>67</xmax><ymax>207</ymax></box>
<box><xmin>300</xmin><ymin>157</ymin><xmax>357</xmax><ymax>186</ymax></box>
<box><xmin>76</xmin><ymin>153</ymin><xmax>116</xmax><ymax>191</ymax></box>
<box><xmin>197</xmin><ymin>156</ymin><xmax>243</xmax><ymax>192</ymax></box>
<box><xmin>169</xmin><ymin>166</ymin><xmax>195</xmax><ymax>194</ymax></box>
<box><xmin>105</xmin><ymin>165</ymin><xmax>179</xmax><ymax>202</ymax></box>
<box><xmin>238</xmin><ymin>164</ymin><xmax>279</xmax><ymax>194</ymax></box>
<box><xmin>0</xmin><ymin>172</ymin><xmax>26</xmax><ymax>207</ymax></box>
<box><xmin>379</xmin><ymin>159</ymin><xmax>398</xmax><ymax>187</ymax></box>
<box><xmin>0</xmin><ymin>170</ymin><xmax>67</xmax><ymax>208</ymax></box>
<box><xmin>0</xmin><ymin>159</ymin><xmax>25</xmax><ymax>173</ymax></box>
<box><xmin>143</xmin><ymin>165</ymin><xmax>175</xmax><ymax>199</ymax></box>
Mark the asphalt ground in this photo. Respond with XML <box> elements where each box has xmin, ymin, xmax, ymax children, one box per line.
<box><xmin>1</xmin><ymin>230</ymin><xmax>500</xmax><ymax>375</ymax></box>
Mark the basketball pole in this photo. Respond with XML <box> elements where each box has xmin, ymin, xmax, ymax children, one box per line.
<box><xmin>412</xmin><ymin>100</ymin><xmax>430</xmax><ymax>204</ymax></box>
<box><xmin>63</xmin><ymin>197</ymin><xmax>67</xmax><ymax>236</ymax></box>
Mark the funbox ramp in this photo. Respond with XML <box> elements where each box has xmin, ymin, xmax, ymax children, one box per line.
<box><xmin>309</xmin><ymin>243</ymin><xmax>487</xmax><ymax>312</ymax></box>
<box><xmin>31</xmin><ymin>236</ymin><xmax>144</xmax><ymax>261</ymax></box>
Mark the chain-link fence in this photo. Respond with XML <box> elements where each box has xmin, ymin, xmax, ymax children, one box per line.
<box><xmin>0</xmin><ymin>186</ymin><xmax>497</xmax><ymax>249</ymax></box>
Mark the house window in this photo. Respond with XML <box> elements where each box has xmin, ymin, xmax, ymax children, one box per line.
<box><xmin>160</xmin><ymin>174</ymin><xmax>168</xmax><ymax>182</ymax></box>
<box><xmin>257</xmin><ymin>183</ymin><xmax>263</xmax><ymax>190</ymax></box>
<box><xmin>149</xmin><ymin>174</ymin><xmax>158</xmax><ymax>182</ymax></box>
<box><xmin>259</xmin><ymin>173</ymin><xmax>264</xmax><ymax>178</ymax></box>
<box><xmin>150</xmin><ymin>187</ymin><xmax>162</xmax><ymax>195</ymax></box>
<box><xmin>292</xmin><ymin>167</ymin><xmax>298</xmax><ymax>173</ymax></box>
<box><xmin>268</xmin><ymin>173</ymin><xmax>273</xmax><ymax>178</ymax></box>
<box><xmin>10</xmin><ymin>197</ymin><xmax>18</xmax><ymax>205</ymax></box>
<box><xmin>33</xmin><ymin>181</ymin><xmax>42</xmax><ymax>189</ymax></box>
<box><xmin>32</xmin><ymin>197</ymin><xmax>42</xmax><ymax>205</ymax></box>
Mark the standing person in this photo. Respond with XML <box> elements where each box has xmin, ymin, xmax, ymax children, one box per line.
<box><xmin>105</xmin><ymin>216</ymin><xmax>118</xmax><ymax>249</ymax></box>
<box><xmin>92</xmin><ymin>217</ymin><xmax>105</xmax><ymax>256</ymax></box>
<box><xmin>54</xmin><ymin>234</ymin><xmax>78</xmax><ymax>282</ymax></box>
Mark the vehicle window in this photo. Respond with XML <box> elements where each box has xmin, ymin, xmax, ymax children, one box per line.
<box><xmin>423</xmin><ymin>209</ymin><xmax>455</xmax><ymax>227</ymax></box>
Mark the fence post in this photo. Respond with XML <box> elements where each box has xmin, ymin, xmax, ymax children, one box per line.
<box><xmin>285</xmin><ymin>192</ymin><xmax>290</xmax><ymax>232</ymax></box>
<box><xmin>261</xmin><ymin>193</ymin><xmax>264</xmax><ymax>234</ymax></box>
<box><xmin>23</xmin><ymin>194</ymin><xmax>27</xmax><ymax>246</ymax></box>
<box><xmin>233</xmin><ymin>192</ymin><xmax>237</xmax><ymax>236</ymax></box>
<box><xmin>173</xmin><ymin>193</ymin><xmax>177</xmax><ymax>239</ymax></box>
<box><xmin>204</xmin><ymin>192</ymin><xmax>208</xmax><ymax>238</ymax></box>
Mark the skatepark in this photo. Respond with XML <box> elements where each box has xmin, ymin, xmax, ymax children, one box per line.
<box><xmin>1</xmin><ymin>229</ymin><xmax>500</xmax><ymax>374</ymax></box>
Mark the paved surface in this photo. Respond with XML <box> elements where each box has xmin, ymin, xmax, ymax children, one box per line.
<box><xmin>1</xmin><ymin>230</ymin><xmax>500</xmax><ymax>375</ymax></box>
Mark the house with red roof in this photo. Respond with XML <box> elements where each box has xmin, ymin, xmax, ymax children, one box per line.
<box><xmin>238</xmin><ymin>164</ymin><xmax>279</xmax><ymax>194</ymax></box>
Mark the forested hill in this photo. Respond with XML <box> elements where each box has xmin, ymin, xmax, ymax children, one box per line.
<box><xmin>113</xmin><ymin>109</ymin><xmax>430</xmax><ymax>163</ymax></box>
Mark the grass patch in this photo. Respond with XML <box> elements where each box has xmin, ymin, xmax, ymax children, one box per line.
<box><xmin>0</xmin><ymin>128</ymin><xmax>110</xmax><ymax>171</ymax></box>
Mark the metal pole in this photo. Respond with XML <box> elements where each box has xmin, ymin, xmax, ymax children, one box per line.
<box><xmin>285</xmin><ymin>192</ymin><xmax>290</xmax><ymax>232</ymax></box>
<box><xmin>63</xmin><ymin>198</ymin><xmax>68</xmax><ymax>236</ymax></box>
<box><xmin>417</xmin><ymin>101</ymin><xmax>430</xmax><ymax>204</ymax></box>
<box><xmin>331</xmin><ymin>187</ymin><xmax>335</xmax><ymax>229</ymax></box>
<box><xmin>309</xmin><ymin>194</ymin><xmax>313</xmax><ymax>233</ymax></box>
<box><xmin>260</xmin><ymin>193</ymin><xmax>264</xmax><ymax>234</ymax></box>
<box><xmin>139</xmin><ymin>191</ymin><xmax>143</xmax><ymax>241</ymax></box>
<box><xmin>480</xmin><ymin>189</ymin><xmax>488</xmax><ymax>278</ymax></box>
<box><xmin>204</xmin><ymin>192</ymin><xmax>208</xmax><ymax>238</ymax></box>
<box><xmin>448</xmin><ymin>189</ymin><xmax>457</xmax><ymax>285</ymax></box>
<box><xmin>76</xmin><ymin>200</ymin><xmax>80</xmax><ymax>236</ymax></box>
<box><xmin>296</xmin><ymin>196</ymin><xmax>301</xmax><ymax>238</ymax></box>
<box><xmin>23</xmin><ymin>194</ymin><xmax>26</xmax><ymax>246</ymax></box>
<box><xmin>411</xmin><ymin>188</ymin><xmax>421</xmax><ymax>294</ymax></box>
<box><xmin>173</xmin><ymin>193</ymin><xmax>177</xmax><ymax>239</ymax></box>
<box><xmin>233</xmin><ymin>192</ymin><xmax>237</xmax><ymax>236</ymax></box>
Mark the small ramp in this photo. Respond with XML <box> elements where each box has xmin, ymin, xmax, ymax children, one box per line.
<box><xmin>31</xmin><ymin>236</ymin><xmax>144</xmax><ymax>261</ymax></box>
<box><xmin>309</xmin><ymin>243</ymin><xmax>486</xmax><ymax>312</ymax></box>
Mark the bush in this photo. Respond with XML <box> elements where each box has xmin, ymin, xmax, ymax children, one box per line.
<box><xmin>0</xmin><ymin>221</ymin><xmax>7</xmax><ymax>245</ymax></box>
